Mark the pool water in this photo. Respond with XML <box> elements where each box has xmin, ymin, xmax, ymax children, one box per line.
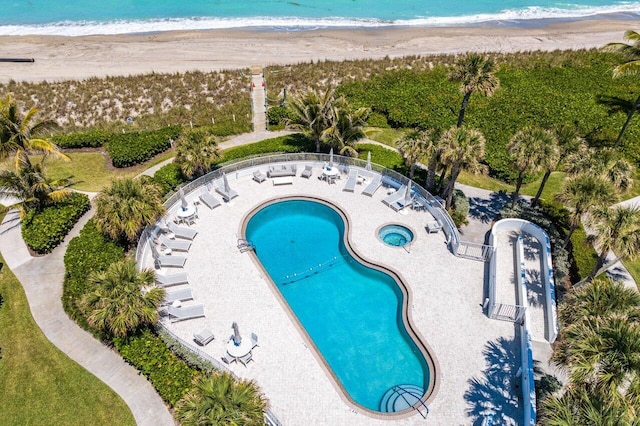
<box><xmin>245</xmin><ymin>199</ymin><xmax>429</xmax><ymax>412</ymax></box>
<box><xmin>379</xmin><ymin>224</ymin><xmax>414</xmax><ymax>247</ymax></box>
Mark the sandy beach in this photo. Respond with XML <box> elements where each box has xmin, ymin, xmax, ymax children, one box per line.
<box><xmin>0</xmin><ymin>19</ymin><xmax>634</xmax><ymax>83</ymax></box>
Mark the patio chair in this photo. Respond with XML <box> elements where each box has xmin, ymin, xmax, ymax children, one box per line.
<box><xmin>167</xmin><ymin>221</ymin><xmax>198</xmax><ymax>240</ymax></box>
<box><xmin>426</xmin><ymin>220</ymin><xmax>443</xmax><ymax>234</ymax></box>
<box><xmin>199</xmin><ymin>191</ymin><xmax>221</xmax><ymax>210</ymax></box>
<box><xmin>215</xmin><ymin>179</ymin><xmax>239</xmax><ymax>202</ymax></box>
<box><xmin>154</xmin><ymin>253</ymin><xmax>187</xmax><ymax>269</ymax></box>
<box><xmin>252</xmin><ymin>170</ymin><xmax>267</xmax><ymax>183</ymax></box>
<box><xmin>250</xmin><ymin>332</ymin><xmax>259</xmax><ymax>349</ymax></box>
<box><xmin>361</xmin><ymin>174</ymin><xmax>382</xmax><ymax>197</ymax></box>
<box><xmin>155</xmin><ymin>272</ymin><xmax>189</xmax><ymax>287</ymax></box>
<box><xmin>301</xmin><ymin>165</ymin><xmax>313</xmax><ymax>179</ymax></box>
<box><xmin>221</xmin><ymin>354</ymin><xmax>234</xmax><ymax>364</ymax></box>
<box><xmin>238</xmin><ymin>351</ymin><xmax>253</xmax><ymax>367</ymax></box>
<box><xmin>342</xmin><ymin>169</ymin><xmax>358</xmax><ymax>193</ymax></box>
<box><xmin>193</xmin><ymin>329</ymin><xmax>215</xmax><ymax>346</ymax></box>
<box><xmin>166</xmin><ymin>304</ymin><xmax>205</xmax><ymax>322</ymax></box>
<box><xmin>163</xmin><ymin>287</ymin><xmax>193</xmax><ymax>305</ymax></box>
<box><xmin>158</xmin><ymin>235</ymin><xmax>191</xmax><ymax>252</ymax></box>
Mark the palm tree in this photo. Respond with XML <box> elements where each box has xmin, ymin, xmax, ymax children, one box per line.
<box><xmin>94</xmin><ymin>177</ymin><xmax>165</xmax><ymax>246</ymax></box>
<box><xmin>507</xmin><ymin>127</ymin><xmax>559</xmax><ymax>208</ymax></box>
<box><xmin>567</xmin><ymin>148</ymin><xmax>634</xmax><ymax>193</ymax></box>
<box><xmin>577</xmin><ymin>205</ymin><xmax>640</xmax><ymax>286</ymax></box>
<box><xmin>448</xmin><ymin>54</ymin><xmax>500</xmax><ymax>127</ymax></box>
<box><xmin>396</xmin><ymin>129</ymin><xmax>433</xmax><ymax>179</ymax></box>
<box><xmin>531</xmin><ymin>125</ymin><xmax>585</xmax><ymax>207</ymax></box>
<box><xmin>439</xmin><ymin>126</ymin><xmax>486</xmax><ymax>209</ymax></box>
<box><xmin>322</xmin><ymin>97</ymin><xmax>370</xmax><ymax>157</ymax></box>
<box><xmin>560</xmin><ymin>277</ymin><xmax>640</xmax><ymax>324</ymax></box>
<box><xmin>556</xmin><ymin>174</ymin><xmax>617</xmax><ymax>248</ymax></box>
<box><xmin>0</xmin><ymin>94</ymin><xmax>68</xmax><ymax>168</ymax></box>
<box><xmin>82</xmin><ymin>258</ymin><xmax>165</xmax><ymax>337</ymax></box>
<box><xmin>176</xmin><ymin>372</ymin><xmax>268</xmax><ymax>426</ymax></box>
<box><xmin>174</xmin><ymin>128</ymin><xmax>220</xmax><ymax>179</ymax></box>
<box><xmin>286</xmin><ymin>87</ymin><xmax>335</xmax><ymax>152</ymax></box>
<box><xmin>0</xmin><ymin>152</ymin><xmax>71</xmax><ymax>215</ymax></box>
<box><xmin>603</xmin><ymin>30</ymin><xmax>640</xmax><ymax>148</ymax></box>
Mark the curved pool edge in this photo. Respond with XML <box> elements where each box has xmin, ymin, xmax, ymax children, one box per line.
<box><xmin>239</xmin><ymin>195</ymin><xmax>441</xmax><ymax>420</ymax></box>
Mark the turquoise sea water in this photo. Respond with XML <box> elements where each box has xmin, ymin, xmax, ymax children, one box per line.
<box><xmin>245</xmin><ymin>200</ymin><xmax>429</xmax><ymax>411</ymax></box>
<box><xmin>0</xmin><ymin>0</ymin><xmax>639</xmax><ymax>35</ymax></box>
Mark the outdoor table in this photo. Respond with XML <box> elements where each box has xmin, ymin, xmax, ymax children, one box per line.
<box><xmin>226</xmin><ymin>338</ymin><xmax>253</xmax><ymax>359</ymax></box>
<box><xmin>321</xmin><ymin>167</ymin><xmax>340</xmax><ymax>183</ymax></box>
<box><xmin>176</xmin><ymin>205</ymin><xmax>196</xmax><ymax>224</ymax></box>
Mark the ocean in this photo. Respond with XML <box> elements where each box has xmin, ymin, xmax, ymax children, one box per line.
<box><xmin>1</xmin><ymin>0</ymin><xmax>639</xmax><ymax>36</ymax></box>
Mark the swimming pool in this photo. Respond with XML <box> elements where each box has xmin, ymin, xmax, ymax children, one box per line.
<box><xmin>244</xmin><ymin>198</ymin><xmax>432</xmax><ymax>413</ymax></box>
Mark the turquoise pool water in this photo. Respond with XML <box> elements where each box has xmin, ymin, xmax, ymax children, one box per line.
<box><xmin>245</xmin><ymin>199</ymin><xmax>429</xmax><ymax>412</ymax></box>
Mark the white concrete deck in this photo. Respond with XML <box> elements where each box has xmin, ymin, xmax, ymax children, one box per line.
<box><xmin>140</xmin><ymin>163</ymin><xmax>520</xmax><ymax>425</ymax></box>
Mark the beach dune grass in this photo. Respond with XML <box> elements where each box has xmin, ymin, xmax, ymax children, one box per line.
<box><xmin>0</xmin><ymin>249</ymin><xmax>135</xmax><ymax>425</ymax></box>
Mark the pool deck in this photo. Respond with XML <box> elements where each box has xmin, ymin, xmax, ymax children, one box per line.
<box><xmin>142</xmin><ymin>163</ymin><xmax>521</xmax><ymax>425</ymax></box>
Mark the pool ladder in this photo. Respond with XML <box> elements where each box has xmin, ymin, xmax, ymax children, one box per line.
<box><xmin>379</xmin><ymin>384</ymin><xmax>428</xmax><ymax>419</ymax></box>
<box><xmin>237</xmin><ymin>238</ymin><xmax>255</xmax><ymax>253</ymax></box>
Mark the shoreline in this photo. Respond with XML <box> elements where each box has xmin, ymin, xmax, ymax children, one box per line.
<box><xmin>0</xmin><ymin>18</ymin><xmax>634</xmax><ymax>84</ymax></box>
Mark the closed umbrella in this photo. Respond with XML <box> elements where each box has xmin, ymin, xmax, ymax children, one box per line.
<box><xmin>179</xmin><ymin>187</ymin><xmax>188</xmax><ymax>211</ymax></box>
<box><xmin>223</xmin><ymin>173</ymin><xmax>231</xmax><ymax>193</ymax></box>
<box><xmin>232</xmin><ymin>322</ymin><xmax>242</xmax><ymax>346</ymax></box>
<box><xmin>328</xmin><ymin>148</ymin><xmax>334</xmax><ymax>168</ymax></box>
<box><xmin>404</xmin><ymin>181</ymin><xmax>413</xmax><ymax>205</ymax></box>
<box><xmin>365</xmin><ymin>151</ymin><xmax>372</xmax><ymax>171</ymax></box>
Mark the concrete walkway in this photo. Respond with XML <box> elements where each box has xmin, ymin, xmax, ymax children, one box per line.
<box><xmin>0</xmin><ymin>208</ymin><xmax>175</xmax><ymax>426</ymax></box>
<box><xmin>250</xmin><ymin>69</ymin><xmax>267</xmax><ymax>132</ymax></box>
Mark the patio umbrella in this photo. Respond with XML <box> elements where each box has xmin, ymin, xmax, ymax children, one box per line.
<box><xmin>232</xmin><ymin>322</ymin><xmax>242</xmax><ymax>345</ymax></box>
<box><xmin>223</xmin><ymin>173</ymin><xmax>231</xmax><ymax>193</ymax></box>
<box><xmin>365</xmin><ymin>151</ymin><xmax>372</xmax><ymax>171</ymax></box>
<box><xmin>328</xmin><ymin>148</ymin><xmax>334</xmax><ymax>168</ymax></box>
<box><xmin>179</xmin><ymin>187</ymin><xmax>188</xmax><ymax>211</ymax></box>
<box><xmin>404</xmin><ymin>181</ymin><xmax>413</xmax><ymax>205</ymax></box>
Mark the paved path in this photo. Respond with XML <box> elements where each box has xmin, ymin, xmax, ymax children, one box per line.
<box><xmin>0</xmin><ymin>208</ymin><xmax>175</xmax><ymax>426</ymax></box>
<box><xmin>251</xmin><ymin>70</ymin><xmax>267</xmax><ymax>132</ymax></box>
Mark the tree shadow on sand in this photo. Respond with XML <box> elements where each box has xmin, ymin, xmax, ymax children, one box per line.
<box><xmin>468</xmin><ymin>191</ymin><xmax>511</xmax><ymax>224</ymax></box>
<box><xmin>464</xmin><ymin>336</ymin><xmax>522</xmax><ymax>426</ymax></box>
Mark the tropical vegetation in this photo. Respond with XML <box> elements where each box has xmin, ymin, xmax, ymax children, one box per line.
<box><xmin>174</xmin><ymin>128</ymin><xmax>220</xmax><ymax>179</ymax></box>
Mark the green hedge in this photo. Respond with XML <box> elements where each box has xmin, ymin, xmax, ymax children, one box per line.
<box><xmin>213</xmin><ymin>133</ymin><xmax>314</xmax><ymax>165</ymax></box>
<box><xmin>266</xmin><ymin>105</ymin><xmax>291</xmax><ymax>125</ymax></box>
<box><xmin>63</xmin><ymin>219</ymin><xmax>125</xmax><ymax>330</ymax></box>
<box><xmin>152</xmin><ymin>163</ymin><xmax>187</xmax><ymax>195</ymax></box>
<box><xmin>51</xmin><ymin>129</ymin><xmax>112</xmax><ymax>149</ymax></box>
<box><xmin>106</xmin><ymin>126</ymin><xmax>182</xmax><ymax>168</ymax></box>
<box><xmin>570</xmin><ymin>226</ymin><xmax>598</xmax><ymax>282</ymax></box>
<box><xmin>21</xmin><ymin>193</ymin><xmax>91</xmax><ymax>254</ymax></box>
<box><xmin>113</xmin><ymin>329</ymin><xmax>198</xmax><ymax>407</ymax></box>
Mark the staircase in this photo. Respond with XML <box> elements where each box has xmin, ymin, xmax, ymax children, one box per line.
<box><xmin>379</xmin><ymin>384</ymin><xmax>428</xmax><ymax>419</ymax></box>
<box><xmin>251</xmin><ymin>66</ymin><xmax>267</xmax><ymax>132</ymax></box>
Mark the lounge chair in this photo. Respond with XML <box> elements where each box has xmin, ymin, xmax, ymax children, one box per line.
<box><xmin>154</xmin><ymin>253</ymin><xmax>187</xmax><ymax>269</ymax></box>
<box><xmin>199</xmin><ymin>191</ymin><xmax>221</xmax><ymax>210</ymax></box>
<box><xmin>250</xmin><ymin>332</ymin><xmax>259</xmax><ymax>349</ymax></box>
<box><xmin>163</xmin><ymin>287</ymin><xmax>193</xmax><ymax>305</ymax></box>
<box><xmin>301</xmin><ymin>165</ymin><xmax>313</xmax><ymax>179</ymax></box>
<box><xmin>252</xmin><ymin>170</ymin><xmax>267</xmax><ymax>183</ymax></box>
<box><xmin>193</xmin><ymin>329</ymin><xmax>215</xmax><ymax>346</ymax></box>
<box><xmin>215</xmin><ymin>180</ymin><xmax>239</xmax><ymax>202</ymax></box>
<box><xmin>382</xmin><ymin>185</ymin><xmax>406</xmax><ymax>208</ymax></box>
<box><xmin>426</xmin><ymin>220</ymin><xmax>443</xmax><ymax>233</ymax></box>
<box><xmin>166</xmin><ymin>304</ymin><xmax>205</xmax><ymax>322</ymax></box>
<box><xmin>155</xmin><ymin>272</ymin><xmax>189</xmax><ymax>287</ymax></box>
<box><xmin>362</xmin><ymin>174</ymin><xmax>382</xmax><ymax>197</ymax></box>
<box><xmin>158</xmin><ymin>235</ymin><xmax>191</xmax><ymax>252</ymax></box>
<box><xmin>167</xmin><ymin>222</ymin><xmax>198</xmax><ymax>240</ymax></box>
<box><xmin>238</xmin><ymin>352</ymin><xmax>253</xmax><ymax>367</ymax></box>
<box><xmin>342</xmin><ymin>169</ymin><xmax>358</xmax><ymax>193</ymax></box>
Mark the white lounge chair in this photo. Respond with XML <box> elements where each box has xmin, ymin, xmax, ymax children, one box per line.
<box><xmin>155</xmin><ymin>272</ymin><xmax>189</xmax><ymax>287</ymax></box>
<box><xmin>167</xmin><ymin>304</ymin><xmax>205</xmax><ymax>322</ymax></box>
<box><xmin>342</xmin><ymin>169</ymin><xmax>358</xmax><ymax>193</ymax></box>
<box><xmin>153</xmin><ymin>252</ymin><xmax>186</xmax><ymax>269</ymax></box>
<box><xmin>362</xmin><ymin>174</ymin><xmax>382</xmax><ymax>197</ymax></box>
<box><xmin>158</xmin><ymin>235</ymin><xmax>191</xmax><ymax>252</ymax></box>
<box><xmin>193</xmin><ymin>329</ymin><xmax>215</xmax><ymax>346</ymax></box>
<box><xmin>163</xmin><ymin>287</ymin><xmax>193</xmax><ymax>305</ymax></box>
<box><xmin>238</xmin><ymin>352</ymin><xmax>253</xmax><ymax>367</ymax></box>
<box><xmin>382</xmin><ymin>185</ymin><xmax>406</xmax><ymax>208</ymax></box>
<box><xmin>301</xmin><ymin>165</ymin><xmax>313</xmax><ymax>179</ymax></box>
<box><xmin>199</xmin><ymin>191</ymin><xmax>221</xmax><ymax>210</ymax></box>
<box><xmin>167</xmin><ymin>222</ymin><xmax>198</xmax><ymax>240</ymax></box>
<box><xmin>215</xmin><ymin>180</ymin><xmax>239</xmax><ymax>202</ymax></box>
<box><xmin>253</xmin><ymin>170</ymin><xmax>267</xmax><ymax>183</ymax></box>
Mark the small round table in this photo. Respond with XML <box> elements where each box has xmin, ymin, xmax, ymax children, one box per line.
<box><xmin>176</xmin><ymin>205</ymin><xmax>196</xmax><ymax>223</ymax></box>
<box><xmin>226</xmin><ymin>339</ymin><xmax>253</xmax><ymax>359</ymax></box>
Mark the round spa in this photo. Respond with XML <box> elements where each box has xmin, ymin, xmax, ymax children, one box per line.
<box><xmin>378</xmin><ymin>224</ymin><xmax>414</xmax><ymax>248</ymax></box>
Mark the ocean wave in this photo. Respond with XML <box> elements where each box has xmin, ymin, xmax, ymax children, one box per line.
<box><xmin>1</xmin><ymin>4</ymin><xmax>639</xmax><ymax>36</ymax></box>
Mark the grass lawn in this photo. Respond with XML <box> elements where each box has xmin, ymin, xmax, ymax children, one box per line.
<box><xmin>0</xmin><ymin>248</ymin><xmax>135</xmax><ymax>425</ymax></box>
<box><xmin>622</xmin><ymin>259</ymin><xmax>640</xmax><ymax>292</ymax></box>
<box><xmin>365</xmin><ymin>127</ymin><xmax>406</xmax><ymax>146</ymax></box>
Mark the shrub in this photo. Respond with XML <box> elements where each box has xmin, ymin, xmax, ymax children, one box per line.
<box><xmin>213</xmin><ymin>133</ymin><xmax>314</xmax><ymax>165</ymax></box>
<box><xmin>451</xmin><ymin>189</ymin><xmax>470</xmax><ymax>228</ymax></box>
<box><xmin>569</xmin><ymin>226</ymin><xmax>598</xmax><ymax>282</ymax></box>
<box><xmin>267</xmin><ymin>105</ymin><xmax>291</xmax><ymax>125</ymax></box>
<box><xmin>367</xmin><ymin>111</ymin><xmax>389</xmax><ymax>128</ymax></box>
<box><xmin>63</xmin><ymin>219</ymin><xmax>125</xmax><ymax>330</ymax></box>
<box><xmin>21</xmin><ymin>192</ymin><xmax>90</xmax><ymax>254</ymax></box>
<box><xmin>113</xmin><ymin>329</ymin><xmax>198</xmax><ymax>407</ymax></box>
<box><xmin>51</xmin><ymin>129</ymin><xmax>112</xmax><ymax>149</ymax></box>
<box><xmin>106</xmin><ymin>126</ymin><xmax>182</xmax><ymax>168</ymax></box>
<box><xmin>152</xmin><ymin>163</ymin><xmax>187</xmax><ymax>195</ymax></box>
<box><xmin>156</xmin><ymin>326</ymin><xmax>217</xmax><ymax>374</ymax></box>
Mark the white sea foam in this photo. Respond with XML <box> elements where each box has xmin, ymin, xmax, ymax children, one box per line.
<box><xmin>0</xmin><ymin>4</ymin><xmax>639</xmax><ymax>36</ymax></box>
